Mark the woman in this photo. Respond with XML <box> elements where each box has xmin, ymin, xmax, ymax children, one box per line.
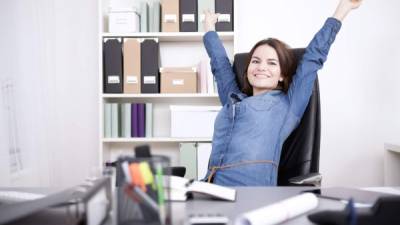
<box><xmin>202</xmin><ymin>0</ymin><xmax>363</xmax><ymax>186</ymax></box>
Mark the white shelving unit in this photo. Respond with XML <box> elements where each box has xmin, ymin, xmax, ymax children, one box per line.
<box><xmin>98</xmin><ymin>0</ymin><xmax>235</xmax><ymax>167</ymax></box>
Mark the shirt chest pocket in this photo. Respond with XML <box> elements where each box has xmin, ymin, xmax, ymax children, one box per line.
<box><xmin>247</xmin><ymin>98</ymin><xmax>278</xmax><ymax>111</ymax></box>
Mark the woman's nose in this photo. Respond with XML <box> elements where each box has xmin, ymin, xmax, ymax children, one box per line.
<box><xmin>257</xmin><ymin>62</ymin><xmax>268</xmax><ymax>71</ymax></box>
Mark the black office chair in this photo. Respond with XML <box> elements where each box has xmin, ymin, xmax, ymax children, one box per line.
<box><xmin>232</xmin><ymin>48</ymin><xmax>322</xmax><ymax>186</ymax></box>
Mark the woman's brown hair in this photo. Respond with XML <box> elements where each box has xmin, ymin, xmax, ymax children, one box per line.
<box><xmin>242</xmin><ymin>38</ymin><xmax>296</xmax><ymax>96</ymax></box>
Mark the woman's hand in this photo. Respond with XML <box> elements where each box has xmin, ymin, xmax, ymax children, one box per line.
<box><xmin>203</xmin><ymin>10</ymin><xmax>219</xmax><ymax>32</ymax></box>
<box><xmin>333</xmin><ymin>0</ymin><xmax>363</xmax><ymax>21</ymax></box>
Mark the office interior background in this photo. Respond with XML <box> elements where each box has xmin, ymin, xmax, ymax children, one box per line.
<box><xmin>0</xmin><ymin>0</ymin><xmax>399</xmax><ymax>188</ymax></box>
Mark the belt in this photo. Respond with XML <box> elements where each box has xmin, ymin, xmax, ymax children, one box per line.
<box><xmin>207</xmin><ymin>160</ymin><xmax>278</xmax><ymax>183</ymax></box>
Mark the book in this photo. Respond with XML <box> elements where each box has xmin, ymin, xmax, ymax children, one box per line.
<box><xmin>196</xmin><ymin>60</ymin><xmax>207</xmax><ymax>93</ymax></box>
<box><xmin>140</xmin><ymin>2</ymin><xmax>149</xmax><ymax>32</ymax></box>
<box><xmin>149</xmin><ymin>1</ymin><xmax>160</xmax><ymax>32</ymax></box>
<box><xmin>196</xmin><ymin>143</ymin><xmax>212</xmax><ymax>180</ymax></box>
<box><xmin>145</xmin><ymin>103</ymin><xmax>153</xmax><ymax>137</ymax></box>
<box><xmin>163</xmin><ymin>175</ymin><xmax>236</xmax><ymax>202</ymax></box>
<box><xmin>137</xmin><ymin>103</ymin><xmax>146</xmax><ymax>137</ymax></box>
<box><xmin>111</xmin><ymin>103</ymin><xmax>119</xmax><ymax>138</ymax></box>
<box><xmin>179</xmin><ymin>143</ymin><xmax>198</xmax><ymax>180</ymax></box>
<box><xmin>120</xmin><ymin>103</ymin><xmax>131</xmax><ymax>138</ymax></box>
<box><xmin>131</xmin><ymin>103</ymin><xmax>139</xmax><ymax>137</ymax></box>
<box><xmin>104</xmin><ymin>103</ymin><xmax>112</xmax><ymax>138</ymax></box>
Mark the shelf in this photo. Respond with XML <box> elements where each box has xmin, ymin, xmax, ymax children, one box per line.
<box><xmin>102</xmin><ymin>137</ymin><xmax>213</xmax><ymax>143</ymax></box>
<box><xmin>102</xmin><ymin>32</ymin><xmax>234</xmax><ymax>42</ymax></box>
<box><xmin>102</xmin><ymin>93</ymin><xmax>219</xmax><ymax>99</ymax></box>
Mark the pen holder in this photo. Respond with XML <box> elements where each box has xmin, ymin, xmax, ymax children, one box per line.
<box><xmin>116</xmin><ymin>155</ymin><xmax>171</xmax><ymax>225</ymax></box>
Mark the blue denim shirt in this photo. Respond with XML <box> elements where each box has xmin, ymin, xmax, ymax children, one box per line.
<box><xmin>202</xmin><ymin>18</ymin><xmax>342</xmax><ymax>186</ymax></box>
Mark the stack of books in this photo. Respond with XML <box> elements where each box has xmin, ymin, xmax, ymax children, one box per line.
<box><xmin>104</xmin><ymin>103</ymin><xmax>153</xmax><ymax>138</ymax></box>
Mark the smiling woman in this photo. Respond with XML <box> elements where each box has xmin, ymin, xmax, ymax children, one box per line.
<box><xmin>200</xmin><ymin>0</ymin><xmax>363</xmax><ymax>186</ymax></box>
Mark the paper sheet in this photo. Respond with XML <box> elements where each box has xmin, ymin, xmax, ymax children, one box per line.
<box><xmin>235</xmin><ymin>193</ymin><xmax>318</xmax><ymax>225</ymax></box>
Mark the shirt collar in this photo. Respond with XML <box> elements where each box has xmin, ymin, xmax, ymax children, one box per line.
<box><xmin>254</xmin><ymin>89</ymin><xmax>283</xmax><ymax>98</ymax></box>
<box><xmin>229</xmin><ymin>90</ymin><xmax>283</xmax><ymax>104</ymax></box>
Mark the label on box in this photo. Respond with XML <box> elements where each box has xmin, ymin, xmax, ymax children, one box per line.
<box><xmin>115</xmin><ymin>17</ymin><xmax>129</xmax><ymax>25</ymax></box>
<box><xmin>144</xmin><ymin>76</ymin><xmax>156</xmax><ymax>84</ymax></box>
<box><xmin>172</xmin><ymin>79</ymin><xmax>184</xmax><ymax>86</ymax></box>
<box><xmin>182</xmin><ymin>14</ymin><xmax>195</xmax><ymax>22</ymax></box>
<box><xmin>108</xmin><ymin>76</ymin><xmax>120</xmax><ymax>84</ymax></box>
<box><xmin>164</xmin><ymin>14</ymin><xmax>177</xmax><ymax>23</ymax></box>
<box><xmin>126</xmin><ymin>75</ymin><xmax>138</xmax><ymax>84</ymax></box>
<box><xmin>218</xmin><ymin>14</ymin><xmax>231</xmax><ymax>23</ymax></box>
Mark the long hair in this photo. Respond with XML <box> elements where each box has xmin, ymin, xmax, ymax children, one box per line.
<box><xmin>242</xmin><ymin>38</ymin><xmax>296</xmax><ymax>96</ymax></box>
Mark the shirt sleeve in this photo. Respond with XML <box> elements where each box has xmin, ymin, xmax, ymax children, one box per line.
<box><xmin>203</xmin><ymin>31</ymin><xmax>241</xmax><ymax>105</ymax></box>
<box><xmin>287</xmin><ymin>17</ymin><xmax>342</xmax><ymax>118</ymax></box>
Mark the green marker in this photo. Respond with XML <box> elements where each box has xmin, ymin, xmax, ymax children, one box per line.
<box><xmin>156</xmin><ymin>164</ymin><xmax>166</xmax><ymax>224</ymax></box>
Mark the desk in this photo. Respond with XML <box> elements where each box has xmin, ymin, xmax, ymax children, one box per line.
<box><xmin>3</xmin><ymin>186</ymin><xmax>397</xmax><ymax>225</ymax></box>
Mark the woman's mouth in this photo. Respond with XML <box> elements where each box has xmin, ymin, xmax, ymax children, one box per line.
<box><xmin>254</xmin><ymin>74</ymin><xmax>271</xmax><ymax>78</ymax></box>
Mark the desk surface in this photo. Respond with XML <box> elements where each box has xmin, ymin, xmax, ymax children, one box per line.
<box><xmin>172</xmin><ymin>186</ymin><xmax>344</xmax><ymax>225</ymax></box>
<box><xmin>3</xmin><ymin>186</ymin><xmax>398</xmax><ymax>225</ymax></box>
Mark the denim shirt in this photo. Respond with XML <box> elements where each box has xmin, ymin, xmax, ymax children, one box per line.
<box><xmin>202</xmin><ymin>18</ymin><xmax>342</xmax><ymax>186</ymax></box>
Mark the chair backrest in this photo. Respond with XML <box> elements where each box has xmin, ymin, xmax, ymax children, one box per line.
<box><xmin>232</xmin><ymin>49</ymin><xmax>321</xmax><ymax>186</ymax></box>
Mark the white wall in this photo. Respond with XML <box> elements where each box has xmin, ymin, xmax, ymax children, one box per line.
<box><xmin>50</xmin><ymin>0</ymin><xmax>99</xmax><ymax>186</ymax></box>
<box><xmin>236</xmin><ymin>0</ymin><xmax>400</xmax><ymax>186</ymax></box>
<box><xmin>0</xmin><ymin>0</ymin><xmax>99</xmax><ymax>186</ymax></box>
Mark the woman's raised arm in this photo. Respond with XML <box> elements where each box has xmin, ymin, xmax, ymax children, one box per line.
<box><xmin>333</xmin><ymin>0</ymin><xmax>363</xmax><ymax>21</ymax></box>
<box><xmin>203</xmin><ymin>10</ymin><xmax>241</xmax><ymax>105</ymax></box>
<box><xmin>287</xmin><ymin>0</ymin><xmax>363</xmax><ymax>118</ymax></box>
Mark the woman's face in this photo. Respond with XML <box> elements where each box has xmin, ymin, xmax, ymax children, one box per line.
<box><xmin>247</xmin><ymin>44</ymin><xmax>283</xmax><ymax>95</ymax></box>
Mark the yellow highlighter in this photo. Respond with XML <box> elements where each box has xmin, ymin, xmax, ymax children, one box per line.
<box><xmin>139</xmin><ymin>161</ymin><xmax>156</xmax><ymax>190</ymax></box>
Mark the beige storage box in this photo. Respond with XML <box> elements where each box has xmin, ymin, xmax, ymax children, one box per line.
<box><xmin>160</xmin><ymin>67</ymin><xmax>197</xmax><ymax>93</ymax></box>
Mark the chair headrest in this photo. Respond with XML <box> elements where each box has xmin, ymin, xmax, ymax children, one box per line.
<box><xmin>233</xmin><ymin>48</ymin><xmax>306</xmax><ymax>89</ymax></box>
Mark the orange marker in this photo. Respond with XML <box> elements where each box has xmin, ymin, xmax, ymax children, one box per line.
<box><xmin>129</xmin><ymin>163</ymin><xmax>147</xmax><ymax>192</ymax></box>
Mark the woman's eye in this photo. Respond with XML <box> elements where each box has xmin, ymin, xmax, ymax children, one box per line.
<box><xmin>251</xmin><ymin>60</ymin><xmax>259</xmax><ymax>64</ymax></box>
<box><xmin>268</xmin><ymin>62</ymin><xmax>277</xmax><ymax>65</ymax></box>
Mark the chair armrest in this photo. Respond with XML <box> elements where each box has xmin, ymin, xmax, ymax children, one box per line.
<box><xmin>288</xmin><ymin>172</ymin><xmax>322</xmax><ymax>187</ymax></box>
